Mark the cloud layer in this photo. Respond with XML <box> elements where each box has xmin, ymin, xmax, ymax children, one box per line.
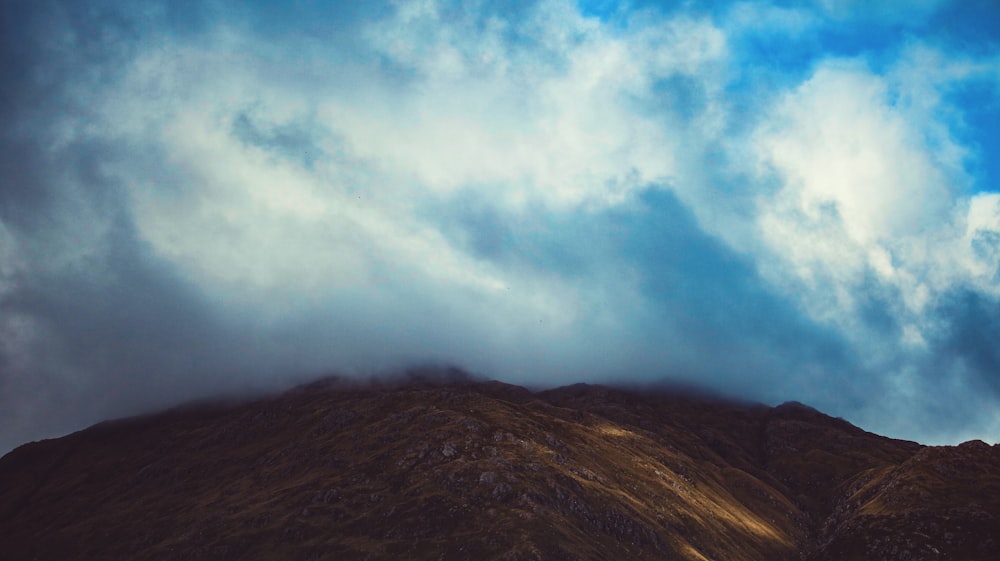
<box><xmin>2</xmin><ymin>0</ymin><xmax>999</xmax><ymax>452</ymax></box>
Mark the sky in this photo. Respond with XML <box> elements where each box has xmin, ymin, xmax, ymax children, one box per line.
<box><xmin>1</xmin><ymin>0</ymin><xmax>999</xmax><ymax>453</ymax></box>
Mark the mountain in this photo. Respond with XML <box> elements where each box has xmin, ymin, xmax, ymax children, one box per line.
<box><xmin>1</xmin><ymin>374</ymin><xmax>997</xmax><ymax>561</ymax></box>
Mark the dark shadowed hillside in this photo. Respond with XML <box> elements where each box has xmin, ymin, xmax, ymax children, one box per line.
<box><xmin>1</xmin><ymin>375</ymin><xmax>997</xmax><ymax>561</ymax></box>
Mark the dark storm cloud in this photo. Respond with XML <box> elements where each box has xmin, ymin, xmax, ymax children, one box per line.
<box><xmin>619</xmin><ymin>191</ymin><xmax>856</xmax><ymax>375</ymax></box>
<box><xmin>932</xmin><ymin>290</ymin><xmax>1000</xmax><ymax>395</ymax></box>
<box><xmin>428</xmin><ymin>187</ymin><xmax>867</xmax><ymax>409</ymax></box>
<box><xmin>0</xmin><ymin>0</ymin><xmax>200</xmax><ymax>219</ymax></box>
<box><xmin>2</xmin><ymin>218</ymin><xmax>232</xmax><ymax>440</ymax></box>
<box><xmin>843</xmin><ymin>287</ymin><xmax>1000</xmax><ymax>441</ymax></box>
<box><xmin>0</xmin><ymin>0</ymin><xmax>238</xmax><ymax>450</ymax></box>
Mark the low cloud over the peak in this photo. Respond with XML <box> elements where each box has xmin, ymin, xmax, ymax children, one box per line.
<box><xmin>2</xmin><ymin>0</ymin><xmax>1000</xmax><ymax>452</ymax></box>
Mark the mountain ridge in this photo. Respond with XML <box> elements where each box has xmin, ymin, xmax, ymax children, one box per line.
<box><xmin>1</xmin><ymin>375</ymin><xmax>997</xmax><ymax>560</ymax></box>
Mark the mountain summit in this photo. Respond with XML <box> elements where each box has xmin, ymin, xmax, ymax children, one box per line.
<box><xmin>1</xmin><ymin>376</ymin><xmax>997</xmax><ymax>560</ymax></box>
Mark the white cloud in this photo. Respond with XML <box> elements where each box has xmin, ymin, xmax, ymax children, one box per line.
<box><xmin>749</xmin><ymin>52</ymin><xmax>1000</xmax><ymax>339</ymax></box>
<box><xmin>94</xmin><ymin>2</ymin><xmax>1000</xmax><ymax>399</ymax></box>
<box><xmin>724</xmin><ymin>2</ymin><xmax>819</xmax><ymax>36</ymax></box>
<box><xmin>94</xmin><ymin>0</ymin><xmax>732</xmax><ymax>313</ymax></box>
<box><xmin>758</xmin><ymin>61</ymin><xmax>954</xmax><ymax>244</ymax></box>
<box><xmin>341</xmin><ymin>0</ymin><xmax>726</xmax><ymax>210</ymax></box>
<box><xmin>740</xmin><ymin>45</ymin><xmax>1000</xmax><ymax>443</ymax></box>
<box><xmin>813</xmin><ymin>0</ymin><xmax>948</xmax><ymax>24</ymax></box>
<box><xmin>961</xmin><ymin>193</ymin><xmax>1000</xmax><ymax>288</ymax></box>
<box><xmin>48</xmin><ymin>0</ymin><xmax>772</xmax><ymax>406</ymax></box>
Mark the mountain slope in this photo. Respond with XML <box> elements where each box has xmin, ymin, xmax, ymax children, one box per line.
<box><xmin>0</xmin><ymin>376</ymin><xmax>996</xmax><ymax>561</ymax></box>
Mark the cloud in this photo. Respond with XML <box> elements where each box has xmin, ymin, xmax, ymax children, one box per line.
<box><xmin>812</xmin><ymin>0</ymin><xmax>949</xmax><ymax>24</ymax></box>
<box><xmin>746</xmin><ymin>44</ymin><xmax>1000</xmax><ymax>442</ymax></box>
<box><xmin>753</xmin><ymin>60</ymin><xmax>955</xmax><ymax>325</ymax></box>
<box><xmin>752</xmin><ymin>50</ymin><xmax>1000</xmax><ymax>311</ymax></box>
<box><xmin>2</xmin><ymin>0</ymin><xmax>1000</xmax><ymax>452</ymax></box>
<box><xmin>725</xmin><ymin>3</ymin><xmax>819</xmax><ymax>37</ymax></box>
<box><xmin>347</xmin><ymin>0</ymin><xmax>727</xmax><ymax>209</ymax></box>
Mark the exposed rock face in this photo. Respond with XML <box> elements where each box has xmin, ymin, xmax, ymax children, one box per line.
<box><xmin>0</xmin><ymin>377</ymin><xmax>997</xmax><ymax>560</ymax></box>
